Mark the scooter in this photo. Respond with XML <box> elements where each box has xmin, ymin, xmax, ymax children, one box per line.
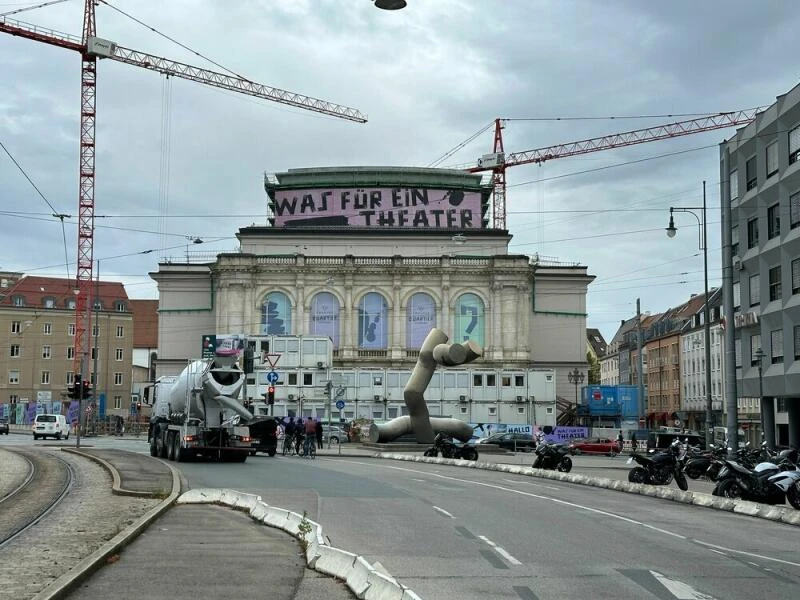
<box><xmin>423</xmin><ymin>432</ymin><xmax>479</xmax><ymax>461</ymax></box>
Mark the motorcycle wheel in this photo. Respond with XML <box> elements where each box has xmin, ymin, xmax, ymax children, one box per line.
<box><xmin>675</xmin><ymin>470</ymin><xmax>689</xmax><ymax>491</ymax></box>
<box><xmin>461</xmin><ymin>447</ymin><xmax>478</xmax><ymax>461</ymax></box>
<box><xmin>423</xmin><ymin>448</ymin><xmax>437</xmax><ymax>457</ymax></box>
<box><xmin>715</xmin><ymin>478</ymin><xmax>744</xmax><ymax>499</ymax></box>
<box><xmin>684</xmin><ymin>468</ymin><xmax>701</xmax><ymax>480</ymax></box>
<box><xmin>786</xmin><ymin>484</ymin><xmax>800</xmax><ymax>510</ymax></box>
<box><xmin>533</xmin><ymin>455</ymin><xmax>543</xmax><ymax>469</ymax></box>
<box><xmin>557</xmin><ymin>456</ymin><xmax>573</xmax><ymax>473</ymax></box>
<box><xmin>628</xmin><ymin>466</ymin><xmax>650</xmax><ymax>484</ymax></box>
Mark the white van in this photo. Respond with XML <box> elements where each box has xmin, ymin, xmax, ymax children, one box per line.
<box><xmin>32</xmin><ymin>414</ymin><xmax>69</xmax><ymax>440</ymax></box>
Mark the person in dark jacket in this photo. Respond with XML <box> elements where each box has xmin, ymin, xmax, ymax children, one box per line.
<box><xmin>316</xmin><ymin>419</ymin><xmax>324</xmax><ymax>449</ymax></box>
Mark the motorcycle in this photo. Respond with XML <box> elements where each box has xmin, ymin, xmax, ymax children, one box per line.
<box><xmin>712</xmin><ymin>458</ymin><xmax>800</xmax><ymax>508</ymax></box>
<box><xmin>683</xmin><ymin>443</ymin><xmax>727</xmax><ymax>480</ymax></box>
<box><xmin>532</xmin><ymin>440</ymin><xmax>573</xmax><ymax>472</ymax></box>
<box><xmin>423</xmin><ymin>432</ymin><xmax>479</xmax><ymax>461</ymax></box>
<box><xmin>627</xmin><ymin>439</ymin><xmax>688</xmax><ymax>490</ymax></box>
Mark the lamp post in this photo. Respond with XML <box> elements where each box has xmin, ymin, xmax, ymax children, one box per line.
<box><xmin>755</xmin><ymin>347</ymin><xmax>765</xmax><ymax>445</ymax></box>
<box><xmin>666</xmin><ymin>181</ymin><xmax>713</xmax><ymax>447</ymax></box>
<box><xmin>567</xmin><ymin>368</ymin><xmax>584</xmax><ymax>425</ymax></box>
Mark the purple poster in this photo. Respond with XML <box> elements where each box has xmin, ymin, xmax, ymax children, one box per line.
<box><xmin>25</xmin><ymin>402</ymin><xmax>37</xmax><ymax>424</ymax></box>
<box><xmin>406</xmin><ymin>293</ymin><xmax>436</xmax><ymax>349</ymax></box>
<box><xmin>358</xmin><ymin>292</ymin><xmax>388</xmax><ymax>349</ymax></box>
<box><xmin>67</xmin><ymin>400</ymin><xmax>80</xmax><ymax>425</ymax></box>
<box><xmin>271</xmin><ymin>187</ymin><xmax>483</xmax><ymax>229</ymax></box>
<box><xmin>309</xmin><ymin>292</ymin><xmax>340</xmax><ymax>347</ymax></box>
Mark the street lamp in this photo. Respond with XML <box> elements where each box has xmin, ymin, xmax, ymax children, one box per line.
<box><xmin>666</xmin><ymin>181</ymin><xmax>713</xmax><ymax>447</ymax></box>
<box><xmin>567</xmin><ymin>368</ymin><xmax>584</xmax><ymax>425</ymax></box>
<box><xmin>374</xmin><ymin>0</ymin><xmax>407</xmax><ymax>9</ymax></box>
<box><xmin>755</xmin><ymin>347</ymin><xmax>765</xmax><ymax>445</ymax></box>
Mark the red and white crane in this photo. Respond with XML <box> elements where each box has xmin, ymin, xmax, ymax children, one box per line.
<box><xmin>465</xmin><ymin>111</ymin><xmax>759</xmax><ymax>229</ymax></box>
<box><xmin>1</xmin><ymin>0</ymin><xmax>367</xmax><ymax>372</ymax></box>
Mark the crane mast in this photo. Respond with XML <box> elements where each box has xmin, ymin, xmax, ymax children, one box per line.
<box><xmin>468</xmin><ymin>110</ymin><xmax>760</xmax><ymax>229</ymax></box>
<box><xmin>1</xmin><ymin>2</ymin><xmax>366</xmax><ymax>373</ymax></box>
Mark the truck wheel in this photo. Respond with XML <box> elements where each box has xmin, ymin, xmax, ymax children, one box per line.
<box><xmin>150</xmin><ymin>432</ymin><xmax>159</xmax><ymax>457</ymax></box>
<box><xmin>173</xmin><ymin>434</ymin><xmax>187</xmax><ymax>462</ymax></box>
<box><xmin>157</xmin><ymin>429</ymin><xmax>169</xmax><ymax>458</ymax></box>
<box><xmin>268</xmin><ymin>448</ymin><xmax>276</xmax><ymax>457</ymax></box>
<box><xmin>166</xmin><ymin>432</ymin><xmax>176</xmax><ymax>461</ymax></box>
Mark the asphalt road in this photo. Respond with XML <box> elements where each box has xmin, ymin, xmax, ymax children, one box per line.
<box><xmin>177</xmin><ymin>452</ymin><xmax>800</xmax><ymax>600</ymax></box>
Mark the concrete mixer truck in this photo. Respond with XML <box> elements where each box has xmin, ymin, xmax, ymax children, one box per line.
<box><xmin>148</xmin><ymin>357</ymin><xmax>253</xmax><ymax>462</ymax></box>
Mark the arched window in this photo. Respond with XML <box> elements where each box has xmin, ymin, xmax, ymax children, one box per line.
<box><xmin>309</xmin><ymin>292</ymin><xmax>340</xmax><ymax>348</ymax></box>
<box><xmin>454</xmin><ymin>293</ymin><xmax>485</xmax><ymax>347</ymax></box>
<box><xmin>406</xmin><ymin>293</ymin><xmax>436</xmax><ymax>349</ymax></box>
<box><xmin>261</xmin><ymin>291</ymin><xmax>292</xmax><ymax>335</ymax></box>
<box><xmin>358</xmin><ymin>292</ymin><xmax>388</xmax><ymax>349</ymax></box>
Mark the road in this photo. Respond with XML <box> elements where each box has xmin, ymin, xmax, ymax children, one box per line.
<box><xmin>3</xmin><ymin>434</ymin><xmax>797</xmax><ymax>599</ymax></box>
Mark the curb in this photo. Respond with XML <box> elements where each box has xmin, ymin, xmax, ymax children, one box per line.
<box><xmin>178</xmin><ymin>488</ymin><xmax>423</xmax><ymax>600</ymax></box>
<box><xmin>376</xmin><ymin>453</ymin><xmax>800</xmax><ymax>528</ymax></box>
<box><xmin>32</xmin><ymin>451</ymin><xmax>182</xmax><ymax>600</ymax></box>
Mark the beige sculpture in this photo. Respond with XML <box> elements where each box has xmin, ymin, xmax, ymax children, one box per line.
<box><xmin>368</xmin><ymin>328</ymin><xmax>482</xmax><ymax>444</ymax></box>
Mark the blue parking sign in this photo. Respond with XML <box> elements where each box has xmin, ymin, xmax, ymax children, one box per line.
<box><xmin>335</xmin><ymin>400</ymin><xmax>345</xmax><ymax>410</ymax></box>
<box><xmin>266</xmin><ymin>371</ymin><xmax>279</xmax><ymax>384</ymax></box>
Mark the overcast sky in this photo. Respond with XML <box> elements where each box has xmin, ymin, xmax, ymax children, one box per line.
<box><xmin>2</xmin><ymin>0</ymin><xmax>799</xmax><ymax>342</ymax></box>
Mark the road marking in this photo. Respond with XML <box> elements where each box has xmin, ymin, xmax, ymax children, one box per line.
<box><xmin>693</xmin><ymin>540</ymin><xmax>800</xmax><ymax>568</ymax></box>
<box><xmin>478</xmin><ymin>535</ymin><xmax>522</xmax><ymax>565</ymax></box>
<box><xmin>432</xmin><ymin>505</ymin><xmax>455</xmax><ymax>518</ymax></box>
<box><xmin>650</xmin><ymin>571</ymin><xmax>716</xmax><ymax>599</ymax></box>
<box><xmin>411</xmin><ymin>478</ymin><xmax>426</xmax><ymax>482</ymax></box>
<box><xmin>502</xmin><ymin>477</ymin><xmax>560</xmax><ymax>490</ymax></box>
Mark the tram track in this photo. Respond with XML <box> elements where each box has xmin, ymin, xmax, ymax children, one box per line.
<box><xmin>0</xmin><ymin>448</ymin><xmax>74</xmax><ymax>549</ymax></box>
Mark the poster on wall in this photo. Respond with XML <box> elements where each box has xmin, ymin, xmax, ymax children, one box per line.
<box><xmin>309</xmin><ymin>292</ymin><xmax>340</xmax><ymax>347</ymax></box>
<box><xmin>25</xmin><ymin>402</ymin><xmax>37</xmax><ymax>424</ymax></box>
<box><xmin>15</xmin><ymin>403</ymin><xmax>24</xmax><ymax>424</ymax></box>
<box><xmin>214</xmin><ymin>334</ymin><xmax>246</xmax><ymax>358</ymax></box>
<box><xmin>262</xmin><ymin>292</ymin><xmax>292</xmax><ymax>335</ymax></box>
<box><xmin>271</xmin><ymin>187</ymin><xmax>484</xmax><ymax>230</ymax></box>
<box><xmin>407</xmin><ymin>293</ymin><xmax>436</xmax><ymax>348</ymax></box>
<box><xmin>67</xmin><ymin>401</ymin><xmax>80</xmax><ymax>425</ymax></box>
<box><xmin>454</xmin><ymin>293</ymin><xmax>485</xmax><ymax>346</ymax></box>
<box><xmin>358</xmin><ymin>293</ymin><xmax>388</xmax><ymax>349</ymax></box>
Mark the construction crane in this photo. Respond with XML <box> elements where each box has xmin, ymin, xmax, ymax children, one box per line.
<box><xmin>464</xmin><ymin>111</ymin><xmax>759</xmax><ymax>229</ymax></box>
<box><xmin>0</xmin><ymin>0</ymin><xmax>367</xmax><ymax>372</ymax></box>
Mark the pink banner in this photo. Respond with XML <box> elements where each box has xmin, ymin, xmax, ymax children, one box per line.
<box><xmin>271</xmin><ymin>187</ymin><xmax>483</xmax><ymax>229</ymax></box>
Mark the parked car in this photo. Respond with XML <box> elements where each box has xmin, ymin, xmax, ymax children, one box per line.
<box><xmin>568</xmin><ymin>437</ymin><xmax>621</xmax><ymax>456</ymax></box>
<box><xmin>32</xmin><ymin>413</ymin><xmax>69</xmax><ymax>440</ymax></box>
<box><xmin>322</xmin><ymin>425</ymin><xmax>348</xmax><ymax>444</ymax></box>
<box><xmin>0</xmin><ymin>417</ymin><xmax>9</xmax><ymax>435</ymax></box>
<box><xmin>477</xmin><ymin>432</ymin><xmax>536</xmax><ymax>452</ymax></box>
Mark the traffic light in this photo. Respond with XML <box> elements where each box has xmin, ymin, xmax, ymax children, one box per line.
<box><xmin>82</xmin><ymin>380</ymin><xmax>93</xmax><ymax>400</ymax></box>
<box><xmin>267</xmin><ymin>386</ymin><xmax>275</xmax><ymax>405</ymax></box>
<box><xmin>67</xmin><ymin>375</ymin><xmax>82</xmax><ymax>399</ymax></box>
<box><xmin>243</xmin><ymin>349</ymin><xmax>254</xmax><ymax>374</ymax></box>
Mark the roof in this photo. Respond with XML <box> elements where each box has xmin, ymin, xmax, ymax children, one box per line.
<box><xmin>129</xmin><ymin>299</ymin><xmax>159</xmax><ymax>348</ymax></box>
<box><xmin>265</xmin><ymin>166</ymin><xmax>490</xmax><ymax>192</ymax></box>
<box><xmin>0</xmin><ymin>275</ymin><xmax>129</xmax><ymax>310</ymax></box>
<box><xmin>586</xmin><ymin>328</ymin><xmax>607</xmax><ymax>357</ymax></box>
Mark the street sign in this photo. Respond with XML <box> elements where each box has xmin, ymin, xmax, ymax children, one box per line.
<box><xmin>201</xmin><ymin>335</ymin><xmax>217</xmax><ymax>358</ymax></box>
<box><xmin>266</xmin><ymin>371</ymin><xmax>279</xmax><ymax>384</ymax></box>
<box><xmin>335</xmin><ymin>400</ymin><xmax>345</xmax><ymax>410</ymax></box>
<box><xmin>264</xmin><ymin>353</ymin><xmax>281</xmax><ymax>369</ymax></box>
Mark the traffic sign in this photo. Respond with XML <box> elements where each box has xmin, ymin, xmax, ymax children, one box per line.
<box><xmin>335</xmin><ymin>400</ymin><xmax>345</xmax><ymax>410</ymax></box>
<box><xmin>266</xmin><ymin>371</ymin><xmax>279</xmax><ymax>384</ymax></box>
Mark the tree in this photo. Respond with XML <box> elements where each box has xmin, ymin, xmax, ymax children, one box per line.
<box><xmin>586</xmin><ymin>350</ymin><xmax>600</xmax><ymax>384</ymax></box>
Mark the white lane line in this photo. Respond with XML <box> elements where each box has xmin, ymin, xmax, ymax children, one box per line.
<box><xmin>432</xmin><ymin>505</ymin><xmax>455</xmax><ymax>518</ymax></box>
<box><xmin>693</xmin><ymin>539</ymin><xmax>800</xmax><ymax>568</ymax></box>
<box><xmin>478</xmin><ymin>535</ymin><xmax>522</xmax><ymax>565</ymax></box>
<box><xmin>503</xmin><ymin>477</ymin><xmax>560</xmax><ymax>490</ymax></box>
<box><xmin>708</xmin><ymin>549</ymin><xmax>726</xmax><ymax>556</ymax></box>
<box><xmin>650</xmin><ymin>570</ymin><xmax>716</xmax><ymax>600</ymax></box>
<box><xmin>411</xmin><ymin>478</ymin><xmax>426</xmax><ymax>482</ymax></box>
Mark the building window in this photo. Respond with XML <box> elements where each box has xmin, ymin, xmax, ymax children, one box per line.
<box><xmin>42</xmin><ymin>345</ymin><xmax>51</xmax><ymax>359</ymax></box>
<box><xmin>502</xmin><ymin>375</ymin><xmax>511</xmax><ymax>387</ymax></box>
<box><xmin>12</xmin><ymin>295</ymin><xmax>24</xmax><ymax>306</ymax></box>
<box><xmin>66</xmin><ymin>371</ymin><xmax>74</xmax><ymax>385</ymax></box>
<box><xmin>473</xmin><ymin>374</ymin><xmax>482</xmax><ymax>386</ymax></box>
<box><xmin>731</xmin><ymin>225</ymin><xmax>739</xmax><ymax>257</ymax></box>
<box><xmin>357</xmin><ymin>292</ymin><xmax>388</xmax><ymax>349</ymax></box>
<box><xmin>41</xmin><ymin>371</ymin><xmax>50</xmax><ymax>384</ymax></box>
<box><xmin>745</xmin><ymin>156</ymin><xmax>757</xmax><ymax>191</ymax></box>
<box><xmin>406</xmin><ymin>292</ymin><xmax>436</xmax><ymax>349</ymax></box>
<box><xmin>11</xmin><ymin>321</ymin><xmax>21</xmax><ymax>334</ymax></box>
<box><xmin>303</xmin><ymin>373</ymin><xmax>313</xmax><ymax>386</ymax></box>
<box><xmin>8</xmin><ymin>370</ymin><xmax>19</xmax><ymax>384</ymax></box>
<box><xmin>287</xmin><ymin>373</ymin><xmax>297</xmax><ymax>385</ymax></box>
<box><xmin>92</xmin><ymin>299</ymin><xmax>102</xmax><ymax>310</ymax></box>
<box><xmin>792</xmin><ymin>192</ymin><xmax>800</xmax><ymax>230</ymax></box>
<box><xmin>68</xmin><ymin>323</ymin><xmax>76</xmax><ymax>336</ymax></box>
<box><xmin>67</xmin><ymin>298</ymin><xmax>75</xmax><ymax>309</ymax></box>
<box><xmin>43</xmin><ymin>297</ymin><xmax>55</xmax><ymax>309</ymax></box>
<box><xmin>750</xmin><ymin>335</ymin><xmax>761</xmax><ymax>366</ymax></box>
<box><xmin>486</xmin><ymin>374</ymin><xmax>496</xmax><ymax>387</ymax></box>
<box><xmin>768</xmin><ymin>266</ymin><xmax>782</xmax><ymax>302</ymax></box>
<box><xmin>747</xmin><ymin>217</ymin><xmax>758</xmax><ymax>249</ymax></box>
<box><xmin>794</xmin><ymin>259</ymin><xmax>800</xmax><ymax>295</ymax></box>
<box><xmin>794</xmin><ymin>326</ymin><xmax>800</xmax><ymax>359</ymax></box>
<box><xmin>92</xmin><ymin>324</ymin><xmax>99</xmax><ymax>337</ymax></box>
<box><xmin>261</xmin><ymin>291</ymin><xmax>292</xmax><ymax>336</ymax></box>
<box><xmin>115</xmin><ymin>301</ymin><xmax>126</xmax><ymax>312</ymax></box>
<box><xmin>749</xmin><ymin>274</ymin><xmax>760</xmax><ymax>306</ymax></box>
<box><xmin>771</xmin><ymin>329</ymin><xmax>783</xmax><ymax>364</ymax></box>
<box><xmin>10</xmin><ymin>344</ymin><xmax>20</xmax><ymax>357</ymax></box>
<box><xmin>91</xmin><ymin>347</ymin><xmax>97</xmax><ymax>360</ymax></box>
<box><xmin>454</xmin><ymin>293</ymin><xmax>486</xmax><ymax>347</ymax></box>
<box><xmin>114</xmin><ymin>396</ymin><xmax>122</xmax><ymax>410</ymax></box>
<box><xmin>766</xmin><ymin>142</ymin><xmax>779</xmax><ymax>178</ymax></box>
<box><xmin>116</xmin><ymin>326</ymin><xmax>124</xmax><ymax>338</ymax></box>
<box><xmin>309</xmin><ymin>292</ymin><xmax>340</xmax><ymax>348</ymax></box>
<box><xmin>488</xmin><ymin>407</ymin><xmax>496</xmax><ymax>416</ymax></box>
<box><xmin>790</xmin><ymin>124</ymin><xmax>800</xmax><ymax>165</ymax></box>
<box><xmin>43</xmin><ymin>322</ymin><xmax>52</xmax><ymax>335</ymax></box>
<box><xmin>114</xmin><ymin>372</ymin><xmax>123</xmax><ymax>385</ymax></box>
<box><xmin>67</xmin><ymin>347</ymin><xmax>74</xmax><ymax>360</ymax></box>
<box><xmin>767</xmin><ymin>204</ymin><xmax>780</xmax><ymax>239</ymax></box>
<box><xmin>515</xmin><ymin>375</ymin><xmax>525</xmax><ymax>387</ymax></box>
<box><xmin>730</xmin><ymin>169</ymin><xmax>738</xmax><ymax>200</ymax></box>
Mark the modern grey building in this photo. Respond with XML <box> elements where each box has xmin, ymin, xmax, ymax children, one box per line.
<box><xmin>721</xmin><ymin>81</ymin><xmax>800</xmax><ymax>447</ymax></box>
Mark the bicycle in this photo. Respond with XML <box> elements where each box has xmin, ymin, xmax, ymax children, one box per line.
<box><xmin>303</xmin><ymin>435</ymin><xmax>316</xmax><ymax>459</ymax></box>
<box><xmin>282</xmin><ymin>434</ymin><xmax>295</xmax><ymax>456</ymax></box>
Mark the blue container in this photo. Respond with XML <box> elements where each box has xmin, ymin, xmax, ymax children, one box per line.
<box><xmin>580</xmin><ymin>385</ymin><xmax>639</xmax><ymax>418</ymax></box>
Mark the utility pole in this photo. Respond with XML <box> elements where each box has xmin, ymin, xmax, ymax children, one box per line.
<box><xmin>720</xmin><ymin>147</ymin><xmax>739</xmax><ymax>451</ymax></box>
<box><xmin>92</xmin><ymin>260</ymin><xmax>100</xmax><ymax>434</ymax></box>
<box><xmin>637</xmin><ymin>298</ymin><xmax>646</xmax><ymax>427</ymax></box>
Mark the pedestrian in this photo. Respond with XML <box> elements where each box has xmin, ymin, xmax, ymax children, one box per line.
<box><xmin>295</xmin><ymin>417</ymin><xmax>305</xmax><ymax>455</ymax></box>
<box><xmin>630</xmin><ymin>431</ymin><xmax>638</xmax><ymax>453</ymax></box>
<box><xmin>617</xmin><ymin>430</ymin><xmax>624</xmax><ymax>452</ymax></box>
<box><xmin>315</xmin><ymin>418</ymin><xmax>324</xmax><ymax>449</ymax></box>
<box><xmin>303</xmin><ymin>417</ymin><xmax>317</xmax><ymax>456</ymax></box>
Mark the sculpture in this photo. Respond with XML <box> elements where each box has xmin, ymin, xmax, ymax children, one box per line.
<box><xmin>368</xmin><ymin>328</ymin><xmax>481</xmax><ymax>444</ymax></box>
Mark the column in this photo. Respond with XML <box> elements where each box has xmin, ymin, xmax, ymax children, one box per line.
<box><xmin>787</xmin><ymin>400</ymin><xmax>800</xmax><ymax>449</ymax></box>
<box><xmin>762</xmin><ymin>396</ymin><xmax>776</xmax><ymax>449</ymax></box>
